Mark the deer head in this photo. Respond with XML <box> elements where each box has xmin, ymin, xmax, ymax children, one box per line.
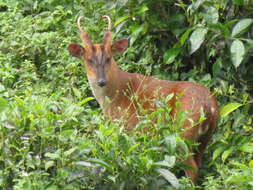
<box><xmin>68</xmin><ymin>15</ymin><xmax>128</xmax><ymax>88</ymax></box>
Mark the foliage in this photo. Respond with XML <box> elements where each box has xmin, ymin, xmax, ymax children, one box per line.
<box><xmin>0</xmin><ymin>0</ymin><xmax>253</xmax><ymax>189</ymax></box>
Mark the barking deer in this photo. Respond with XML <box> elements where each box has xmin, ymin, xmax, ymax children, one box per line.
<box><xmin>68</xmin><ymin>15</ymin><xmax>219</xmax><ymax>183</ymax></box>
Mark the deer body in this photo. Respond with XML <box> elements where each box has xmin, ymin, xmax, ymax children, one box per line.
<box><xmin>68</xmin><ymin>16</ymin><xmax>219</xmax><ymax>183</ymax></box>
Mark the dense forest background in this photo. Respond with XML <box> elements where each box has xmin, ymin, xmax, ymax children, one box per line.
<box><xmin>0</xmin><ymin>0</ymin><xmax>253</xmax><ymax>189</ymax></box>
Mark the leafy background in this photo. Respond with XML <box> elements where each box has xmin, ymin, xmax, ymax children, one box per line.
<box><xmin>0</xmin><ymin>0</ymin><xmax>253</xmax><ymax>189</ymax></box>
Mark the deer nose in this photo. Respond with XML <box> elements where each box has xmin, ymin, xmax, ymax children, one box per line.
<box><xmin>97</xmin><ymin>79</ymin><xmax>106</xmax><ymax>87</ymax></box>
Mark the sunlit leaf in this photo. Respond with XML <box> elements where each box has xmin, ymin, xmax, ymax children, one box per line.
<box><xmin>114</xmin><ymin>15</ymin><xmax>130</xmax><ymax>27</ymax></box>
<box><xmin>88</xmin><ymin>158</ymin><xmax>112</xmax><ymax>172</ymax></box>
<box><xmin>130</xmin><ymin>25</ymin><xmax>144</xmax><ymax>46</ymax></box>
<box><xmin>45</xmin><ymin>161</ymin><xmax>54</xmax><ymax>170</ymax></box>
<box><xmin>64</xmin><ymin>147</ymin><xmax>77</xmax><ymax>157</ymax></box>
<box><xmin>230</xmin><ymin>40</ymin><xmax>245</xmax><ymax>68</ymax></box>
<box><xmin>0</xmin><ymin>97</ymin><xmax>8</xmax><ymax>112</ymax></box>
<box><xmin>75</xmin><ymin>161</ymin><xmax>94</xmax><ymax>167</ymax></box>
<box><xmin>220</xmin><ymin>102</ymin><xmax>243</xmax><ymax>117</ymax></box>
<box><xmin>190</xmin><ymin>28</ymin><xmax>208</xmax><ymax>54</ymax></box>
<box><xmin>239</xmin><ymin>143</ymin><xmax>253</xmax><ymax>153</ymax></box>
<box><xmin>203</xmin><ymin>6</ymin><xmax>219</xmax><ymax>24</ymax></box>
<box><xmin>156</xmin><ymin>168</ymin><xmax>179</xmax><ymax>189</ymax></box>
<box><xmin>154</xmin><ymin>155</ymin><xmax>176</xmax><ymax>168</ymax></box>
<box><xmin>175</xmin><ymin>28</ymin><xmax>193</xmax><ymax>47</ymax></box>
<box><xmin>227</xmin><ymin>175</ymin><xmax>253</xmax><ymax>183</ymax></box>
<box><xmin>231</xmin><ymin>18</ymin><xmax>253</xmax><ymax>37</ymax></box>
<box><xmin>213</xmin><ymin>145</ymin><xmax>227</xmax><ymax>160</ymax></box>
<box><xmin>163</xmin><ymin>48</ymin><xmax>181</xmax><ymax>64</ymax></box>
<box><xmin>45</xmin><ymin>152</ymin><xmax>60</xmax><ymax>160</ymax></box>
<box><xmin>137</xmin><ymin>5</ymin><xmax>149</xmax><ymax>14</ymax></box>
<box><xmin>77</xmin><ymin>97</ymin><xmax>94</xmax><ymax>106</ymax></box>
<box><xmin>222</xmin><ymin>147</ymin><xmax>234</xmax><ymax>162</ymax></box>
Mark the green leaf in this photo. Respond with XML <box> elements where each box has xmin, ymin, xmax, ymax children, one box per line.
<box><xmin>213</xmin><ymin>146</ymin><xmax>227</xmax><ymax>160</ymax></box>
<box><xmin>88</xmin><ymin>158</ymin><xmax>112</xmax><ymax>172</ymax></box>
<box><xmin>249</xmin><ymin>160</ymin><xmax>253</xmax><ymax>167</ymax></box>
<box><xmin>64</xmin><ymin>147</ymin><xmax>77</xmax><ymax>157</ymax></box>
<box><xmin>77</xmin><ymin>97</ymin><xmax>94</xmax><ymax>106</ymax></box>
<box><xmin>212</xmin><ymin>58</ymin><xmax>222</xmax><ymax>77</ymax></box>
<box><xmin>190</xmin><ymin>28</ymin><xmax>208</xmax><ymax>54</ymax></box>
<box><xmin>164</xmin><ymin>135</ymin><xmax>177</xmax><ymax>151</ymax></box>
<box><xmin>156</xmin><ymin>168</ymin><xmax>179</xmax><ymax>189</ymax></box>
<box><xmin>232</xmin><ymin>0</ymin><xmax>244</xmax><ymax>5</ymax></box>
<box><xmin>114</xmin><ymin>15</ymin><xmax>130</xmax><ymax>27</ymax></box>
<box><xmin>163</xmin><ymin>48</ymin><xmax>181</xmax><ymax>64</ymax></box>
<box><xmin>220</xmin><ymin>102</ymin><xmax>243</xmax><ymax>117</ymax></box>
<box><xmin>0</xmin><ymin>97</ymin><xmax>8</xmax><ymax>112</ymax></box>
<box><xmin>130</xmin><ymin>25</ymin><xmax>144</xmax><ymax>46</ymax></box>
<box><xmin>0</xmin><ymin>84</ymin><xmax>5</xmax><ymax>92</ymax></box>
<box><xmin>227</xmin><ymin>175</ymin><xmax>253</xmax><ymax>184</ymax></box>
<box><xmin>75</xmin><ymin>161</ymin><xmax>94</xmax><ymax>167</ymax></box>
<box><xmin>45</xmin><ymin>161</ymin><xmax>54</xmax><ymax>170</ymax></box>
<box><xmin>154</xmin><ymin>155</ymin><xmax>176</xmax><ymax>168</ymax></box>
<box><xmin>175</xmin><ymin>28</ymin><xmax>193</xmax><ymax>47</ymax></box>
<box><xmin>116</xmin><ymin>0</ymin><xmax>129</xmax><ymax>8</ymax></box>
<box><xmin>222</xmin><ymin>147</ymin><xmax>234</xmax><ymax>162</ymax></box>
<box><xmin>231</xmin><ymin>19</ymin><xmax>253</xmax><ymax>37</ymax></box>
<box><xmin>239</xmin><ymin>143</ymin><xmax>253</xmax><ymax>153</ymax></box>
<box><xmin>137</xmin><ymin>5</ymin><xmax>149</xmax><ymax>14</ymax></box>
<box><xmin>203</xmin><ymin>6</ymin><xmax>219</xmax><ymax>24</ymax></box>
<box><xmin>230</xmin><ymin>40</ymin><xmax>245</xmax><ymax>68</ymax></box>
<box><xmin>45</xmin><ymin>152</ymin><xmax>60</xmax><ymax>160</ymax></box>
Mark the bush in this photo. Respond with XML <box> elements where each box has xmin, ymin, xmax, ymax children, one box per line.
<box><xmin>0</xmin><ymin>0</ymin><xmax>253</xmax><ymax>189</ymax></box>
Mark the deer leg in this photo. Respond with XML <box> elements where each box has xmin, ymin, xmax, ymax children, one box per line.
<box><xmin>195</xmin><ymin>131</ymin><xmax>212</xmax><ymax>168</ymax></box>
<box><xmin>184</xmin><ymin>155</ymin><xmax>198</xmax><ymax>183</ymax></box>
<box><xmin>195</xmin><ymin>121</ymin><xmax>217</xmax><ymax>168</ymax></box>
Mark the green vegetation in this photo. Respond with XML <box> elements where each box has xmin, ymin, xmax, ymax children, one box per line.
<box><xmin>0</xmin><ymin>0</ymin><xmax>253</xmax><ymax>189</ymax></box>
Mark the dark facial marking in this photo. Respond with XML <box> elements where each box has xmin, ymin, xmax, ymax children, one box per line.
<box><xmin>91</xmin><ymin>45</ymin><xmax>96</xmax><ymax>53</ymax></box>
<box><xmin>88</xmin><ymin>45</ymin><xmax>110</xmax><ymax>87</ymax></box>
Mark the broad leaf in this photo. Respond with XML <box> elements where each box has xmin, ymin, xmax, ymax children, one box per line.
<box><xmin>0</xmin><ymin>97</ymin><xmax>8</xmax><ymax>112</ymax></box>
<box><xmin>130</xmin><ymin>25</ymin><xmax>144</xmax><ymax>46</ymax></box>
<box><xmin>213</xmin><ymin>145</ymin><xmax>227</xmax><ymax>160</ymax></box>
<box><xmin>203</xmin><ymin>6</ymin><xmax>219</xmax><ymax>24</ymax></box>
<box><xmin>175</xmin><ymin>28</ymin><xmax>194</xmax><ymax>47</ymax></box>
<box><xmin>137</xmin><ymin>5</ymin><xmax>149</xmax><ymax>14</ymax></box>
<box><xmin>154</xmin><ymin>155</ymin><xmax>176</xmax><ymax>168</ymax></box>
<box><xmin>220</xmin><ymin>102</ymin><xmax>243</xmax><ymax>117</ymax></box>
<box><xmin>45</xmin><ymin>161</ymin><xmax>54</xmax><ymax>170</ymax></box>
<box><xmin>114</xmin><ymin>15</ymin><xmax>130</xmax><ymax>27</ymax></box>
<box><xmin>88</xmin><ymin>158</ymin><xmax>112</xmax><ymax>172</ymax></box>
<box><xmin>222</xmin><ymin>147</ymin><xmax>234</xmax><ymax>162</ymax></box>
<box><xmin>75</xmin><ymin>161</ymin><xmax>94</xmax><ymax>167</ymax></box>
<box><xmin>231</xmin><ymin>39</ymin><xmax>245</xmax><ymax>67</ymax></box>
<box><xmin>190</xmin><ymin>28</ymin><xmax>208</xmax><ymax>54</ymax></box>
<box><xmin>239</xmin><ymin>143</ymin><xmax>253</xmax><ymax>153</ymax></box>
<box><xmin>231</xmin><ymin>18</ymin><xmax>253</xmax><ymax>37</ymax></box>
<box><xmin>212</xmin><ymin>58</ymin><xmax>222</xmax><ymax>77</ymax></box>
<box><xmin>163</xmin><ymin>48</ymin><xmax>181</xmax><ymax>64</ymax></box>
<box><xmin>156</xmin><ymin>168</ymin><xmax>179</xmax><ymax>189</ymax></box>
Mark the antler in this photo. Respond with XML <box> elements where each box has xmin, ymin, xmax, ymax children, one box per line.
<box><xmin>102</xmin><ymin>15</ymin><xmax>112</xmax><ymax>31</ymax></box>
<box><xmin>102</xmin><ymin>15</ymin><xmax>112</xmax><ymax>44</ymax></box>
<box><xmin>77</xmin><ymin>16</ymin><xmax>84</xmax><ymax>32</ymax></box>
<box><xmin>77</xmin><ymin>16</ymin><xmax>92</xmax><ymax>46</ymax></box>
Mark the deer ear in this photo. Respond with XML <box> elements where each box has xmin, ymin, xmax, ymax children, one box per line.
<box><xmin>68</xmin><ymin>44</ymin><xmax>84</xmax><ymax>58</ymax></box>
<box><xmin>111</xmin><ymin>39</ymin><xmax>128</xmax><ymax>54</ymax></box>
